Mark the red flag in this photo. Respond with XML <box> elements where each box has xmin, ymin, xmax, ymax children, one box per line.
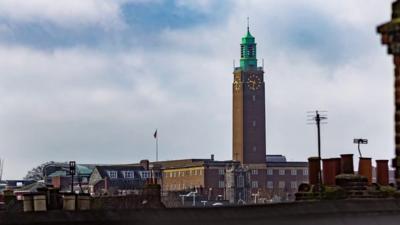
<box><xmin>153</xmin><ymin>130</ymin><xmax>157</xmax><ymax>139</ymax></box>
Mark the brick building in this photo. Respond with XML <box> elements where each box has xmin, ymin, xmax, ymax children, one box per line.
<box><xmin>265</xmin><ymin>155</ymin><xmax>309</xmax><ymax>202</ymax></box>
<box><xmin>157</xmin><ymin>158</ymin><xmax>240</xmax><ymax>201</ymax></box>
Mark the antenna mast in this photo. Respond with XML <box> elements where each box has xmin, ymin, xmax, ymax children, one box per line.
<box><xmin>307</xmin><ymin>110</ymin><xmax>328</xmax><ymax>199</ymax></box>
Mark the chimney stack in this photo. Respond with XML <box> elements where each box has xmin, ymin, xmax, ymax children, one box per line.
<box><xmin>376</xmin><ymin>160</ymin><xmax>389</xmax><ymax>186</ymax></box>
<box><xmin>340</xmin><ymin>154</ymin><xmax>354</xmax><ymax>174</ymax></box>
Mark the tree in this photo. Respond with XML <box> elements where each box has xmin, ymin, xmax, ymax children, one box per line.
<box><xmin>23</xmin><ymin>161</ymin><xmax>55</xmax><ymax>181</ymax></box>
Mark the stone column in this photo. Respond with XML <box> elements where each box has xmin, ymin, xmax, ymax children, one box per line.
<box><xmin>377</xmin><ymin>1</ymin><xmax>400</xmax><ymax>189</ymax></box>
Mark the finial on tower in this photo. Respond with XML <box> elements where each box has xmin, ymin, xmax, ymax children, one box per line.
<box><xmin>247</xmin><ymin>17</ymin><xmax>250</xmax><ymax>32</ymax></box>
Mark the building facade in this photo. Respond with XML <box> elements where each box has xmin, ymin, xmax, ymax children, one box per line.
<box><xmin>88</xmin><ymin>164</ymin><xmax>157</xmax><ymax>196</ymax></box>
<box><xmin>159</xmin><ymin>158</ymin><xmax>240</xmax><ymax>201</ymax></box>
<box><xmin>265</xmin><ymin>155</ymin><xmax>308</xmax><ymax>202</ymax></box>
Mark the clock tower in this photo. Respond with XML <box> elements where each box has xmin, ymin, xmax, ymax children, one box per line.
<box><xmin>232</xmin><ymin>25</ymin><xmax>266</xmax><ymax>165</ymax></box>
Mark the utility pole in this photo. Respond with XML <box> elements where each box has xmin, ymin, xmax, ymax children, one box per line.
<box><xmin>307</xmin><ymin>110</ymin><xmax>327</xmax><ymax>199</ymax></box>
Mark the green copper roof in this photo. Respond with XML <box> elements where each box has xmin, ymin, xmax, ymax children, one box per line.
<box><xmin>240</xmin><ymin>24</ymin><xmax>257</xmax><ymax>70</ymax></box>
<box><xmin>241</xmin><ymin>29</ymin><xmax>255</xmax><ymax>44</ymax></box>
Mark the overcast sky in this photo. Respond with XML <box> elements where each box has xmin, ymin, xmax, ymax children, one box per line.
<box><xmin>0</xmin><ymin>0</ymin><xmax>396</xmax><ymax>179</ymax></box>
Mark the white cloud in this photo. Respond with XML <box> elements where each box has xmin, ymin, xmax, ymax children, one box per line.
<box><xmin>0</xmin><ymin>0</ymin><xmax>153</xmax><ymax>29</ymax></box>
<box><xmin>0</xmin><ymin>0</ymin><xmax>396</xmax><ymax>179</ymax></box>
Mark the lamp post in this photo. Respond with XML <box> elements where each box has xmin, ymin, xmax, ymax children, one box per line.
<box><xmin>69</xmin><ymin>161</ymin><xmax>76</xmax><ymax>193</ymax></box>
<box><xmin>378</xmin><ymin>1</ymin><xmax>400</xmax><ymax>190</ymax></box>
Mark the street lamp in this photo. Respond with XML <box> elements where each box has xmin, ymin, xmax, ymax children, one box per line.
<box><xmin>69</xmin><ymin>161</ymin><xmax>76</xmax><ymax>193</ymax></box>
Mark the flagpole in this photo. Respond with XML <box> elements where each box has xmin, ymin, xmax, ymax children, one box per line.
<box><xmin>156</xmin><ymin>133</ymin><xmax>158</xmax><ymax>162</ymax></box>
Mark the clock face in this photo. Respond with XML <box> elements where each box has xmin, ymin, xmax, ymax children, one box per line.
<box><xmin>247</xmin><ymin>74</ymin><xmax>262</xmax><ymax>91</ymax></box>
<box><xmin>233</xmin><ymin>80</ymin><xmax>241</xmax><ymax>91</ymax></box>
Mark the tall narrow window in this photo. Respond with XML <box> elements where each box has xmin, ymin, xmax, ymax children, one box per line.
<box><xmin>248</xmin><ymin>45</ymin><xmax>254</xmax><ymax>57</ymax></box>
<box><xmin>219</xmin><ymin>181</ymin><xmax>225</xmax><ymax>188</ymax></box>
<box><xmin>252</xmin><ymin>95</ymin><xmax>256</xmax><ymax>102</ymax></box>
<box><xmin>238</xmin><ymin>175</ymin><xmax>244</xmax><ymax>188</ymax></box>
<box><xmin>252</xmin><ymin>120</ymin><xmax>256</xmax><ymax>127</ymax></box>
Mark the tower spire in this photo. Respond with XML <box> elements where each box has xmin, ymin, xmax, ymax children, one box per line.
<box><xmin>247</xmin><ymin>17</ymin><xmax>250</xmax><ymax>32</ymax></box>
<box><xmin>240</xmin><ymin>18</ymin><xmax>256</xmax><ymax>70</ymax></box>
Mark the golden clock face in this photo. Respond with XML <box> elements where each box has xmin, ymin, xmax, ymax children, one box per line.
<box><xmin>247</xmin><ymin>74</ymin><xmax>262</xmax><ymax>91</ymax></box>
<box><xmin>233</xmin><ymin>81</ymin><xmax>241</xmax><ymax>91</ymax></box>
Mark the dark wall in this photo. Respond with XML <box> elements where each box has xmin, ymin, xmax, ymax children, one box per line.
<box><xmin>3</xmin><ymin>199</ymin><xmax>400</xmax><ymax>225</ymax></box>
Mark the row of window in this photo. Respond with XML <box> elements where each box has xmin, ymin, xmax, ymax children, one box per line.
<box><xmin>165</xmin><ymin>179</ymin><xmax>304</xmax><ymax>191</ymax></box>
<box><xmin>107</xmin><ymin>171</ymin><xmax>151</xmax><ymax>179</ymax></box>
<box><xmin>107</xmin><ymin>169</ymin><xmax>307</xmax><ymax>179</ymax></box>
<box><xmin>267</xmin><ymin>169</ymin><xmax>308</xmax><ymax>176</ymax></box>
<box><xmin>267</xmin><ymin>181</ymin><xmax>305</xmax><ymax>189</ymax></box>
<box><xmin>164</xmin><ymin>169</ymin><xmax>203</xmax><ymax>178</ymax></box>
<box><xmin>165</xmin><ymin>183</ymin><xmax>201</xmax><ymax>191</ymax></box>
<box><xmin>220</xmin><ymin>180</ymin><xmax>258</xmax><ymax>188</ymax></box>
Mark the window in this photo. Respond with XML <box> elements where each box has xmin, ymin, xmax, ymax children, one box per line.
<box><xmin>108</xmin><ymin>171</ymin><xmax>118</xmax><ymax>179</ymax></box>
<box><xmin>303</xmin><ymin>169</ymin><xmax>309</xmax><ymax>176</ymax></box>
<box><xmin>141</xmin><ymin>171</ymin><xmax>150</xmax><ymax>179</ymax></box>
<box><xmin>194</xmin><ymin>170</ymin><xmax>198</xmax><ymax>176</ymax></box>
<box><xmin>279</xmin><ymin>169</ymin><xmax>285</xmax><ymax>175</ymax></box>
<box><xmin>219</xmin><ymin>181</ymin><xmax>225</xmax><ymax>188</ymax></box>
<box><xmin>248</xmin><ymin>45</ymin><xmax>254</xmax><ymax>57</ymax></box>
<box><xmin>218</xmin><ymin>169</ymin><xmax>225</xmax><ymax>175</ymax></box>
<box><xmin>199</xmin><ymin>170</ymin><xmax>203</xmax><ymax>176</ymax></box>
<box><xmin>278</xmin><ymin>181</ymin><xmax>285</xmax><ymax>189</ymax></box>
<box><xmin>123</xmin><ymin>171</ymin><xmax>134</xmax><ymax>178</ymax></box>
<box><xmin>251</xmin><ymin>181</ymin><xmax>258</xmax><ymax>188</ymax></box>
<box><xmin>251</xmin><ymin>169</ymin><xmax>258</xmax><ymax>175</ymax></box>
<box><xmin>237</xmin><ymin>175</ymin><xmax>244</xmax><ymax>188</ymax></box>
<box><xmin>267</xmin><ymin>181</ymin><xmax>273</xmax><ymax>189</ymax></box>
<box><xmin>253</xmin><ymin>146</ymin><xmax>257</xmax><ymax>152</ymax></box>
<box><xmin>291</xmin><ymin>181</ymin><xmax>298</xmax><ymax>189</ymax></box>
<box><xmin>291</xmin><ymin>169</ymin><xmax>297</xmax><ymax>176</ymax></box>
<box><xmin>267</xmin><ymin>169</ymin><xmax>273</xmax><ymax>175</ymax></box>
<box><xmin>252</xmin><ymin>95</ymin><xmax>256</xmax><ymax>102</ymax></box>
<box><xmin>252</xmin><ymin>120</ymin><xmax>256</xmax><ymax>127</ymax></box>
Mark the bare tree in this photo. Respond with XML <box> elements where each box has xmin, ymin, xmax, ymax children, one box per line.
<box><xmin>23</xmin><ymin>161</ymin><xmax>55</xmax><ymax>181</ymax></box>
